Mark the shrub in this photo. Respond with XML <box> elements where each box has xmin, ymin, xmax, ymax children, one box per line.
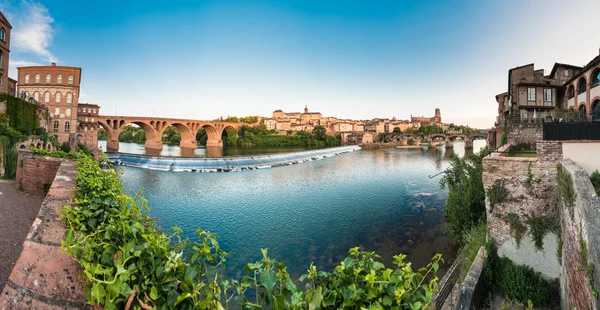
<box><xmin>461</xmin><ymin>222</ymin><xmax>486</xmax><ymax>280</ymax></box>
<box><xmin>506</xmin><ymin>213</ymin><xmax>526</xmax><ymax>247</ymax></box>
<box><xmin>487</xmin><ymin>181</ymin><xmax>507</xmax><ymax>210</ymax></box>
<box><xmin>527</xmin><ymin>215</ymin><xmax>560</xmax><ymax>251</ymax></box>
<box><xmin>591</xmin><ymin>170</ymin><xmax>600</xmax><ymax>196</ymax></box>
<box><xmin>77</xmin><ymin>143</ymin><xmax>92</xmax><ymax>155</ymax></box>
<box><xmin>60</xmin><ymin>141</ymin><xmax>71</xmax><ymax>153</ymax></box>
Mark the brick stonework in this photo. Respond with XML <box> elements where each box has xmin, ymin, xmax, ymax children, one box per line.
<box><xmin>536</xmin><ymin>140</ymin><xmax>563</xmax><ymax>162</ymax></box>
<box><xmin>558</xmin><ymin>160</ymin><xmax>600</xmax><ymax>310</ymax></box>
<box><xmin>0</xmin><ymin>159</ymin><xmax>98</xmax><ymax>309</ymax></box>
<box><xmin>16</xmin><ymin>149</ymin><xmax>63</xmax><ymax>196</ymax></box>
<box><xmin>507</xmin><ymin>121</ymin><xmax>542</xmax><ymax>145</ymax></box>
<box><xmin>483</xmin><ymin>148</ymin><xmax>558</xmax><ymax>246</ymax></box>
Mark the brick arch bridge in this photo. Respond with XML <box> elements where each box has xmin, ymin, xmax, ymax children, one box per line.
<box><xmin>98</xmin><ymin>116</ymin><xmax>241</xmax><ymax>152</ymax></box>
<box><xmin>385</xmin><ymin>132</ymin><xmax>488</xmax><ymax>148</ymax></box>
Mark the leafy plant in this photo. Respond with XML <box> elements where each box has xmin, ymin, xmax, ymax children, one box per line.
<box><xmin>440</xmin><ymin>152</ymin><xmax>487</xmax><ymax>245</ymax></box>
<box><xmin>60</xmin><ymin>141</ymin><xmax>71</xmax><ymax>153</ymax></box>
<box><xmin>506</xmin><ymin>213</ymin><xmax>526</xmax><ymax>247</ymax></box>
<box><xmin>526</xmin><ymin>216</ymin><xmax>560</xmax><ymax>251</ymax></box>
<box><xmin>461</xmin><ymin>222</ymin><xmax>486</xmax><ymax>280</ymax></box>
<box><xmin>557</xmin><ymin>164</ymin><xmax>575</xmax><ymax>211</ymax></box>
<box><xmin>591</xmin><ymin>170</ymin><xmax>600</xmax><ymax>196</ymax></box>
<box><xmin>487</xmin><ymin>180</ymin><xmax>507</xmax><ymax>211</ymax></box>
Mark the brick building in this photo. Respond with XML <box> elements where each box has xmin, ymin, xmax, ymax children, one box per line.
<box><xmin>411</xmin><ymin>108</ymin><xmax>442</xmax><ymax>125</ymax></box>
<box><xmin>76</xmin><ymin>103</ymin><xmax>100</xmax><ymax>148</ymax></box>
<box><xmin>0</xmin><ymin>11</ymin><xmax>11</xmax><ymax>95</ymax></box>
<box><xmin>17</xmin><ymin>64</ymin><xmax>100</xmax><ymax>148</ymax></box>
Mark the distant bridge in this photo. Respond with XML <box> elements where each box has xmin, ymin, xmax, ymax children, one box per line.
<box><xmin>98</xmin><ymin>115</ymin><xmax>242</xmax><ymax>152</ymax></box>
<box><xmin>382</xmin><ymin>132</ymin><xmax>489</xmax><ymax>148</ymax></box>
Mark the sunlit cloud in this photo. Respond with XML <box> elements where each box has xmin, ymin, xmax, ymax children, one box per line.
<box><xmin>9</xmin><ymin>1</ymin><xmax>57</xmax><ymax>62</ymax></box>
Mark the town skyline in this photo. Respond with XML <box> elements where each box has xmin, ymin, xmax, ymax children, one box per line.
<box><xmin>3</xmin><ymin>0</ymin><xmax>600</xmax><ymax>129</ymax></box>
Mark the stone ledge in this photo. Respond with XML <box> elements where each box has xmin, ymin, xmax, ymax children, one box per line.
<box><xmin>0</xmin><ymin>159</ymin><xmax>99</xmax><ymax>309</ymax></box>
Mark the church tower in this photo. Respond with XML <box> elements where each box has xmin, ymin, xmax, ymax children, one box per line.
<box><xmin>304</xmin><ymin>105</ymin><xmax>308</xmax><ymax>114</ymax></box>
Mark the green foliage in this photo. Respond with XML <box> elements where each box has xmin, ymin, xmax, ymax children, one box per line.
<box><xmin>31</xmin><ymin>147</ymin><xmax>81</xmax><ymax>159</ymax></box>
<box><xmin>446</xmin><ymin>124</ymin><xmax>478</xmax><ymax>135</ymax></box>
<box><xmin>461</xmin><ymin>222</ymin><xmax>486</xmax><ymax>280</ymax></box>
<box><xmin>97</xmin><ymin>128</ymin><xmax>108</xmax><ymax>140</ymax></box>
<box><xmin>0</xmin><ymin>94</ymin><xmax>43</xmax><ymax>135</ymax></box>
<box><xmin>525</xmin><ymin>163</ymin><xmax>541</xmax><ymax>186</ymax></box>
<box><xmin>417</xmin><ymin>124</ymin><xmax>443</xmax><ymax>134</ymax></box>
<box><xmin>60</xmin><ymin>141</ymin><xmax>71</xmax><ymax>153</ymax></box>
<box><xmin>581</xmin><ymin>222</ymin><xmax>598</xmax><ymax>298</ymax></box>
<box><xmin>63</xmin><ymin>156</ymin><xmax>443</xmax><ymax>309</ymax></box>
<box><xmin>483</xmin><ymin>240</ymin><xmax>557</xmax><ymax>307</ymax></box>
<box><xmin>557</xmin><ymin>164</ymin><xmax>575</xmax><ymax>210</ymax></box>
<box><xmin>117</xmin><ymin>125</ymin><xmax>146</xmax><ymax>144</ymax></box>
<box><xmin>591</xmin><ymin>170</ymin><xmax>600</xmax><ymax>196</ymax></box>
<box><xmin>77</xmin><ymin>143</ymin><xmax>92</xmax><ymax>156</ymax></box>
<box><xmin>439</xmin><ymin>152</ymin><xmax>487</xmax><ymax>245</ymax></box>
<box><xmin>218</xmin><ymin>116</ymin><xmax>259</xmax><ymax>123</ymax></box>
<box><xmin>161</xmin><ymin>126</ymin><xmax>181</xmax><ymax>145</ymax></box>
<box><xmin>196</xmin><ymin>129</ymin><xmax>208</xmax><ymax>146</ymax></box>
<box><xmin>505</xmin><ymin>213</ymin><xmax>526</xmax><ymax>247</ymax></box>
<box><xmin>487</xmin><ymin>181</ymin><xmax>507</xmax><ymax>211</ymax></box>
<box><xmin>223</xmin><ymin>129</ymin><xmax>237</xmax><ymax>146</ymax></box>
<box><xmin>500</xmin><ymin>118</ymin><xmax>507</xmax><ymax>146</ymax></box>
<box><xmin>407</xmin><ymin>138</ymin><xmax>415</xmax><ymax>145</ymax></box>
<box><xmin>392</xmin><ymin>126</ymin><xmax>401</xmax><ymax>133</ymax></box>
<box><xmin>526</xmin><ymin>216</ymin><xmax>560</xmax><ymax>251</ymax></box>
<box><xmin>507</xmin><ymin>143</ymin><xmax>536</xmax><ymax>157</ymax></box>
<box><xmin>0</xmin><ymin>136</ymin><xmax>17</xmax><ymax>179</ymax></box>
<box><xmin>236</xmin><ymin>125</ymin><xmax>340</xmax><ymax>148</ymax></box>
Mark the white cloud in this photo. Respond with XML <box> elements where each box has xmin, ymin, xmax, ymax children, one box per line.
<box><xmin>10</xmin><ymin>1</ymin><xmax>57</xmax><ymax>62</ymax></box>
<box><xmin>10</xmin><ymin>59</ymin><xmax>42</xmax><ymax>67</ymax></box>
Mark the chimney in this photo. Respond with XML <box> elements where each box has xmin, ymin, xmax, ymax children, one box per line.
<box><xmin>51</xmin><ymin>63</ymin><xmax>56</xmax><ymax>66</ymax></box>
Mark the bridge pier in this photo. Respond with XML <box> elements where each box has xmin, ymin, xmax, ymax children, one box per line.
<box><xmin>106</xmin><ymin>139</ymin><xmax>119</xmax><ymax>152</ymax></box>
<box><xmin>180</xmin><ymin>140</ymin><xmax>197</xmax><ymax>149</ymax></box>
<box><xmin>465</xmin><ymin>140</ymin><xmax>473</xmax><ymax>149</ymax></box>
<box><xmin>206</xmin><ymin>139</ymin><xmax>223</xmax><ymax>147</ymax></box>
<box><xmin>445</xmin><ymin>140</ymin><xmax>454</xmax><ymax>148</ymax></box>
<box><xmin>401</xmin><ymin>139</ymin><xmax>408</xmax><ymax>146</ymax></box>
<box><xmin>145</xmin><ymin>140</ymin><xmax>163</xmax><ymax>151</ymax></box>
<box><xmin>428</xmin><ymin>141</ymin><xmax>435</xmax><ymax>147</ymax></box>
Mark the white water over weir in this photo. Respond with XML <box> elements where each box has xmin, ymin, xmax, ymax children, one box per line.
<box><xmin>107</xmin><ymin>145</ymin><xmax>361</xmax><ymax>172</ymax></box>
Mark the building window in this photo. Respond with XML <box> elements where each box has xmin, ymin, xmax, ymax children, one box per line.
<box><xmin>0</xmin><ymin>28</ymin><xmax>5</xmax><ymax>41</ymax></box>
<box><xmin>34</xmin><ymin>92</ymin><xmax>39</xmax><ymax>102</ymax></box>
<box><xmin>578</xmin><ymin>77</ymin><xmax>587</xmax><ymax>94</ymax></box>
<box><xmin>54</xmin><ymin>108</ymin><xmax>60</xmax><ymax>116</ymax></box>
<box><xmin>53</xmin><ymin>121</ymin><xmax>59</xmax><ymax>132</ymax></box>
<box><xmin>543</xmin><ymin>89</ymin><xmax>552</xmax><ymax>102</ymax></box>
<box><xmin>90</xmin><ymin>126</ymin><xmax>95</xmax><ymax>132</ymax></box>
<box><xmin>24</xmin><ymin>74</ymin><xmax>29</xmax><ymax>84</ymax></box>
<box><xmin>66</xmin><ymin>93</ymin><xmax>72</xmax><ymax>104</ymax></box>
<box><xmin>65</xmin><ymin>121</ymin><xmax>70</xmax><ymax>132</ymax></box>
<box><xmin>45</xmin><ymin>73</ymin><xmax>51</xmax><ymax>84</ymax></box>
<box><xmin>84</xmin><ymin>126</ymin><xmax>88</xmax><ymax>132</ymax></box>
<box><xmin>564</xmin><ymin>69</ymin><xmax>569</xmax><ymax>77</ymax></box>
<box><xmin>592</xmin><ymin>69</ymin><xmax>600</xmax><ymax>88</ymax></box>
<box><xmin>66</xmin><ymin>108</ymin><xmax>71</xmax><ymax>118</ymax></box>
<box><xmin>93</xmin><ymin>109</ymin><xmax>96</xmax><ymax>114</ymax></box>
<box><xmin>44</xmin><ymin>91</ymin><xmax>50</xmax><ymax>103</ymax></box>
<box><xmin>35</xmin><ymin>74</ymin><xmax>40</xmax><ymax>83</ymax></box>
<box><xmin>527</xmin><ymin>88</ymin><xmax>536</xmax><ymax>101</ymax></box>
<box><xmin>0</xmin><ymin>50</ymin><xmax>3</xmax><ymax>69</ymax></box>
<box><xmin>568</xmin><ymin>85</ymin><xmax>575</xmax><ymax>99</ymax></box>
<box><xmin>68</xmin><ymin>74</ymin><xmax>73</xmax><ymax>85</ymax></box>
<box><xmin>55</xmin><ymin>92</ymin><xmax>61</xmax><ymax>103</ymax></box>
<box><xmin>57</xmin><ymin>74</ymin><xmax>62</xmax><ymax>84</ymax></box>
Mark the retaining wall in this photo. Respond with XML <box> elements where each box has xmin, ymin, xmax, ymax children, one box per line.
<box><xmin>16</xmin><ymin>149</ymin><xmax>62</xmax><ymax>196</ymax></box>
<box><xmin>455</xmin><ymin>247</ymin><xmax>486</xmax><ymax>310</ymax></box>
<box><xmin>558</xmin><ymin>159</ymin><xmax>600</xmax><ymax>310</ymax></box>
<box><xmin>0</xmin><ymin>159</ymin><xmax>94</xmax><ymax>309</ymax></box>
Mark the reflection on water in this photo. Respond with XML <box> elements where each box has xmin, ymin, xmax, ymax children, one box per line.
<box><xmin>98</xmin><ymin>140</ymin><xmax>323</xmax><ymax>157</ymax></box>
<box><xmin>118</xmin><ymin>140</ymin><xmax>486</xmax><ymax>280</ymax></box>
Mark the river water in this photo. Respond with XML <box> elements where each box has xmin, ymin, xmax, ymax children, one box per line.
<box><xmin>115</xmin><ymin>141</ymin><xmax>485</xmax><ymax>280</ymax></box>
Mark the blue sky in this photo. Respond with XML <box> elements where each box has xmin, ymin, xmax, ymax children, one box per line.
<box><xmin>2</xmin><ymin>0</ymin><xmax>600</xmax><ymax>128</ymax></box>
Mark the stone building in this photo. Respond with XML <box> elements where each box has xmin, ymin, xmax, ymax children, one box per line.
<box><xmin>493</xmin><ymin>50</ymin><xmax>600</xmax><ymax>147</ymax></box>
<box><xmin>0</xmin><ymin>11</ymin><xmax>11</xmax><ymax>95</ymax></box>
<box><xmin>17</xmin><ymin>64</ymin><xmax>100</xmax><ymax>148</ymax></box>
<box><xmin>76</xmin><ymin>103</ymin><xmax>100</xmax><ymax>148</ymax></box>
<box><xmin>411</xmin><ymin>108</ymin><xmax>442</xmax><ymax>125</ymax></box>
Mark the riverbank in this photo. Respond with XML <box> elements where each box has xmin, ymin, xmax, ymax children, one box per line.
<box><xmin>108</xmin><ymin>145</ymin><xmax>361</xmax><ymax>172</ymax></box>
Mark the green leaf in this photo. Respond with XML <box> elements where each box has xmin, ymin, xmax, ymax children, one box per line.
<box><xmin>307</xmin><ymin>286</ymin><xmax>323</xmax><ymax>310</ymax></box>
<box><xmin>150</xmin><ymin>286</ymin><xmax>158</xmax><ymax>300</ymax></box>
<box><xmin>259</xmin><ymin>269</ymin><xmax>277</xmax><ymax>296</ymax></box>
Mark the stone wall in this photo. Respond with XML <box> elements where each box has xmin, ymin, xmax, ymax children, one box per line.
<box><xmin>0</xmin><ymin>160</ymin><xmax>93</xmax><ymax>309</ymax></box>
<box><xmin>482</xmin><ymin>144</ymin><xmax>561</xmax><ymax>279</ymax></box>
<box><xmin>558</xmin><ymin>160</ymin><xmax>600</xmax><ymax>310</ymax></box>
<box><xmin>455</xmin><ymin>247</ymin><xmax>486</xmax><ymax>310</ymax></box>
<box><xmin>507</xmin><ymin>120</ymin><xmax>542</xmax><ymax>145</ymax></box>
<box><xmin>16</xmin><ymin>149</ymin><xmax>63</xmax><ymax>196</ymax></box>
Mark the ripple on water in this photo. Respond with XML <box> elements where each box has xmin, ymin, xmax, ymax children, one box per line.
<box><xmin>119</xmin><ymin>146</ymin><xmax>485</xmax><ymax>279</ymax></box>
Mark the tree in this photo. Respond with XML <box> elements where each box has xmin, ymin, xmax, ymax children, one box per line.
<box><xmin>97</xmin><ymin>128</ymin><xmax>108</xmax><ymax>140</ymax></box>
<box><xmin>312</xmin><ymin>126</ymin><xmax>327</xmax><ymax>140</ymax></box>
<box><xmin>393</xmin><ymin>127</ymin><xmax>401</xmax><ymax>133</ymax></box>
<box><xmin>439</xmin><ymin>151</ymin><xmax>488</xmax><ymax>244</ymax></box>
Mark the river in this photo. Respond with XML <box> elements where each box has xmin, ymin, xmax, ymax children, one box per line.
<box><xmin>114</xmin><ymin>141</ymin><xmax>486</xmax><ymax>280</ymax></box>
